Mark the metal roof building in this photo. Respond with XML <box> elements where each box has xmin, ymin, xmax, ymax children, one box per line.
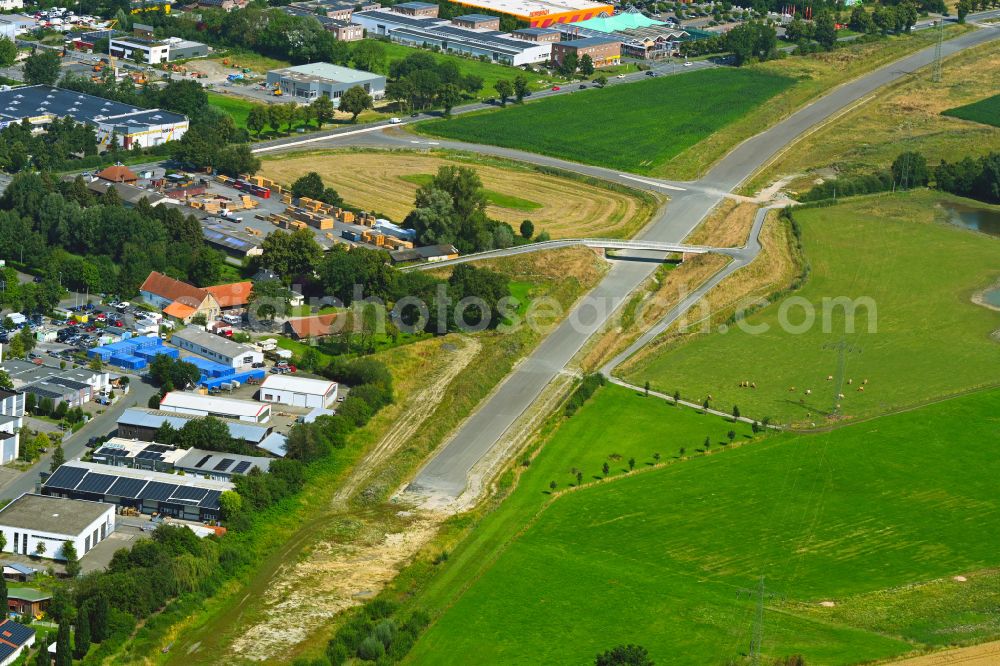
<box><xmin>0</xmin><ymin>85</ymin><xmax>188</xmax><ymax>149</ymax></box>
<box><xmin>174</xmin><ymin>448</ymin><xmax>272</xmax><ymax>480</ymax></box>
<box><xmin>116</xmin><ymin>407</ymin><xmax>272</xmax><ymax>444</ymax></box>
<box><xmin>265</xmin><ymin>62</ymin><xmax>386</xmax><ymax>105</ymax></box>
<box><xmin>42</xmin><ymin>461</ymin><xmax>233</xmax><ymax>522</ymax></box>
<box><xmin>159</xmin><ymin>391</ymin><xmax>271</xmax><ymax>423</ymax></box>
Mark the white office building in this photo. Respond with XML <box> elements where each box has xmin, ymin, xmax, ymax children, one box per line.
<box><xmin>0</xmin><ymin>389</ymin><xmax>24</xmax><ymax>464</ymax></box>
<box><xmin>170</xmin><ymin>327</ymin><xmax>263</xmax><ymax>369</ymax></box>
<box><xmin>0</xmin><ymin>494</ymin><xmax>115</xmax><ymax>561</ymax></box>
<box><xmin>258</xmin><ymin>374</ymin><xmax>339</xmax><ymax>409</ymax></box>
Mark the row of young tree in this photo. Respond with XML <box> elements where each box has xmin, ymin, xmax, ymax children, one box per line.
<box><xmin>804</xmin><ymin>151</ymin><xmax>1000</xmax><ymax>204</ymax></box>
<box><xmin>0</xmin><ymin>171</ymin><xmax>225</xmax><ymax>296</ymax></box>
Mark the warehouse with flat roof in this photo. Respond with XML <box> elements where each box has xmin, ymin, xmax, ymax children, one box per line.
<box><xmin>159</xmin><ymin>391</ymin><xmax>271</xmax><ymax>423</ymax></box>
<box><xmin>0</xmin><ymin>85</ymin><xmax>188</xmax><ymax>149</ymax></box>
<box><xmin>42</xmin><ymin>461</ymin><xmax>233</xmax><ymax>522</ymax></box>
<box><xmin>353</xmin><ymin>8</ymin><xmax>553</xmax><ymax>65</ymax></box>
<box><xmin>258</xmin><ymin>375</ymin><xmax>339</xmax><ymax>409</ymax></box>
<box><xmin>265</xmin><ymin>63</ymin><xmax>386</xmax><ymax>105</ymax></box>
<box><xmin>117</xmin><ymin>407</ymin><xmax>273</xmax><ymax>444</ymax></box>
<box><xmin>0</xmin><ymin>494</ymin><xmax>115</xmax><ymax>561</ymax></box>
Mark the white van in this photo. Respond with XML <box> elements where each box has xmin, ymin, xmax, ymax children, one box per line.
<box><xmin>222</xmin><ymin>313</ymin><xmax>242</xmax><ymax>326</ymax></box>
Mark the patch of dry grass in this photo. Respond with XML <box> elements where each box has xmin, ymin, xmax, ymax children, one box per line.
<box><xmin>261</xmin><ymin>150</ymin><xmax>657</xmax><ymax>239</ymax></box>
<box><xmin>685</xmin><ymin>200</ymin><xmax>758</xmax><ymax>248</ymax></box>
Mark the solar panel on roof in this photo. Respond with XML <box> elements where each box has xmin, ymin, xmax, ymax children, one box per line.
<box><xmin>138</xmin><ymin>481</ymin><xmax>178</xmax><ymax>501</ymax></box>
<box><xmin>108</xmin><ymin>477</ymin><xmax>147</xmax><ymax>499</ymax></box>
<box><xmin>170</xmin><ymin>486</ymin><xmax>208</xmax><ymax>501</ymax></box>
<box><xmin>76</xmin><ymin>472</ymin><xmax>117</xmax><ymax>494</ymax></box>
<box><xmin>194</xmin><ymin>455</ymin><xmax>212</xmax><ymax>469</ymax></box>
<box><xmin>199</xmin><ymin>490</ymin><xmax>222</xmax><ymax>509</ymax></box>
<box><xmin>44</xmin><ymin>465</ymin><xmax>88</xmax><ymax>490</ymax></box>
<box><xmin>147</xmin><ymin>445</ymin><xmax>169</xmax><ymax>453</ymax></box>
<box><xmin>231</xmin><ymin>461</ymin><xmax>251</xmax><ymax>475</ymax></box>
<box><xmin>213</xmin><ymin>458</ymin><xmax>235</xmax><ymax>472</ymax></box>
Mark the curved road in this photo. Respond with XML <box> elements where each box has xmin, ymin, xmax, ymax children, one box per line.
<box><xmin>269</xmin><ymin>24</ymin><xmax>999</xmax><ymax>502</ymax></box>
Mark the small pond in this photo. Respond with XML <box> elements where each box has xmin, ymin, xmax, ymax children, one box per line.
<box><xmin>940</xmin><ymin>201</ymin><xmax>1000</xmax><ymax>238</ymax></box>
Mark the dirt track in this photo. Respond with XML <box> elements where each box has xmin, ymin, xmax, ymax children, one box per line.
<box><xmin>225</xmin><ymin>337</ymin><xmax>480</xmax><ymax>661</ymax></box>
<box><xmin>890</xmin><ymin>641</ymin><xmax>1000</xmax><ymax>665</ymax></box>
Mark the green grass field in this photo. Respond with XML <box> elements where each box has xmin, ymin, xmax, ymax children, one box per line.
<box><xmin>207</xmin><ymin>91</ymin><xmax>254</xmax><ymax>129</ymax></box>
<box><xmin>416</xmin><ymin>68</ymin><xmax>794</xmax><ymax>174</ymax></box>
<box><xmin>398</xmin><ymin>173</ymin><xmax>541</xmax><ymax>211</ymax></box>
<box><xmin>942</xmin><ymin>92</ymin><xmax>1000</xmax><ymax>128</ymax></box>
<box><xmin>408</xmin><ymin>384</ymin><xmax>1000</xmax><ymax>665</ymax></box>
<box><xmin>622</xmin><ymin>191</ymin><xmax>1000</xmax><ymax>426</ymax></box>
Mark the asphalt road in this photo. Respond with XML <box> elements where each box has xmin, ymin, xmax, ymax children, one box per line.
<box><xmin>390</xmin><ymin>23</ymin><xmax>1000</xmax><ymax>501</ymax></box>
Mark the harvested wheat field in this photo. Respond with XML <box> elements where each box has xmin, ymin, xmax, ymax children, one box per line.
<box><xmin>260</xmin><ymin>150</ymin><xmax>659</xmax><ymax>239</ymax></box>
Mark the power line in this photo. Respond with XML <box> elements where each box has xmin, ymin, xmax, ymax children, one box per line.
<box><xmin>933</xmin><ymin>19</ymin><xmax>944</xmax><ymax>83</ymax></box>
<box><xmin>822</xmin><ymin>337</ymin><xmax>862</xmax><ymax>415</ymax></box>
<box><xmin>738</xmin><ymin>576</ymin><xmax>780</xmax><ymax>666</ymax></box>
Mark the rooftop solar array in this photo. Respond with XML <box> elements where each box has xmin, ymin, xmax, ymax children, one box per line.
<box><xmin>213</xmin><ymin>458</ymin><xmax>235</xmax><ymax>472</ymax></box>
<box><xmin>232</xmin><ymin>461</ymin><xmax>251</xmax><ymax>475</ymax></box>
<box><xmin>45</xmin><ymin>465</ymin><xmax>88</xmax><ymax>491</ymax></box>
<box><xmin>194</xmin><ymin>454</ymin><xmax>212</xmax><ymax>468</ymax></box>
<box><xmin>76</xmin><ymin>473</ymin><xmax>117</xmax><ymax>495</ymax></box>
<box><xmin>42</xmin><ymin>463</ymin><xmax>227</xmax><ymax>512</ymax></box>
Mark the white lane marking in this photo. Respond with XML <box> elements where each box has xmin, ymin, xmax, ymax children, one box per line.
<box><xmin>618</xmin><ymin>174</ymin><xmax>686</xmax><ymax>191</ymax></box>
<box><xmin>252</xmin><ymin>123</ymin><xmax>394</xmax><ymax>154</ymax></box>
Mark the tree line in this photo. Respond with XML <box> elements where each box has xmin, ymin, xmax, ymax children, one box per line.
<box><xmin>803</xmin><ymin>151</ymin><xmax>1000</xmax><ymax>204</ymax></box>
<box><xmin>0</xmin><ymin>171</ymin><xmax>224</xmax><ymax>296</ymax></box>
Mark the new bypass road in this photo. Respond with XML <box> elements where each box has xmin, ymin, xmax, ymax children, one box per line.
<box><xmin>264</xmin><ymin>22</ymin><xmax>1000</xmax><ymax>503</ymax></box>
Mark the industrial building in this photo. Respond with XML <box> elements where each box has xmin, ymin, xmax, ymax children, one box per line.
<box><xmin>174</xmin><ymin>448</ymin><xmax>272</xmax><ymax>480</ymax></box>
<box><xmin>170</xmin><ymin>328</ymin><xmax>264</xmax><ymax>369</ymax></box>
<box><xmin>109</xmin><ymin>36</ymin><xmax>209</xmax><ymax>64</ymax></box>
<box><xmin>42</xmin><ymin>461</ymin><xmax>233</xmax><ymax>522</ymax></box>
<box><xmin>93</xmin><ymin>438</ymin><xmax>272</xmax><ymax>480</ymax></box>
<box><xmin>511</xmin><ymin>26</ymin><xmax>561</xmax><ymax>42</ymax></box>
<box><xmin>448</xmin><ymin>0</ymin><xmax>613</xmax><ymax>27</ymax></box>
<box><xmin>389</xmin><ymin>243</ymin><xmax>460</xmax><ymax>264</ymax></box>
<box><xmin>551</xmin><ymin>35</ymin><xmax>621</xmax><ymax>68</ymax></box>
<box><xmin>0</xmin><ymin>389</ymin><xmax>24</xmax><ymax>464</ymax></box>
<box><xmin>287</xmin><ymin>0</ymin><xmax>382</xmax><ymax>21</ymax></box>
<box><xmin>116</xmin><ymin>407</ymin><xmax>273</xmax><ymax>445</ymax></box>
<box><xmin>258</xmin><ymin>375</ymin><xmax>339</xmax><ymax>409</ymax></box>
<box><xmin>92</xmin><ymin>438</ymin><xmax>188</xmax><ymax>472</ymax></box>
<box><xmin>158</xmin><ymin>391</ymin><xmax>272</xmax><ymax>423</ymax></box>
<box><xmin>0</xmin><ymin>86</ymin><xmax>188</xmax><ymax>149</ymax></box>
<box><xmin>559</xmin><ymin>10</ymin><xmax>689</xmax><ymax>58</ymax></box>
<box><xmin>352</xmin><ymin>8</ymin><xmax>554</xmax><ymax>65</ymax></box>
<box><xmin>266</xmin><ymin>63</ymin><xmax>385</xmax><ymax>105</ymax></box>
<box><xmin>202</xmin><ymin>223</ymin><xmax>264</xmax><ymax>259</ymax></box>
<box><xmin>0</xmin><ymin>494</ymin><xmax>115</xmax><ymax>561</ymax></box>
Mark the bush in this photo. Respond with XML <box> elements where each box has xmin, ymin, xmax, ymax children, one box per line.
<box><xmin>357</xmin><ymin>635</ymin><xmax>385</xmax><ymax>661</ymax></box>
<box><xmin>564</xmin><ymin>373</ymin><xmax>606</xmax><ymax>417</ymax></box>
